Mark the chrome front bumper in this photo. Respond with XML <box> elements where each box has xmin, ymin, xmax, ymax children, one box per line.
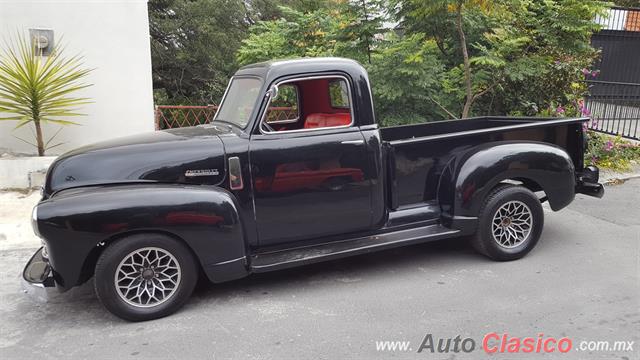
<box><xmin>22</xmin><ymin>247</ymin><xmax>56</xmax><ymax>302</ymax></box>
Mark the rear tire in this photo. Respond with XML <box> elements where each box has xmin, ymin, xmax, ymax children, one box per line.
<box><xmin>471</xmin><ymin>185</ymin><xmax>544</xmax><ymax>261</ymax></box>
<box><xmin>94</xmin><ymin>234</ymin><xmax>198</xmax><ymax>321</ymax></box>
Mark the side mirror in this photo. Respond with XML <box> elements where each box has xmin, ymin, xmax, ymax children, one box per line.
<box><xmin>267</xmin><ymin>85</ymin><xmax>279</xmax><ymax>101</ymax></box>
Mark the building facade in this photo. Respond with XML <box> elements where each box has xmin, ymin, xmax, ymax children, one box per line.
<box><xmin>0</xmin><ymin>0</ymin><xmax>154</xmax><ymax>155</ymax></box>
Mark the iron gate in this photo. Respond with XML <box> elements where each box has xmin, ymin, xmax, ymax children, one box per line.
<box><xmin>586</xmin><ymin>6</ymin><xmax>640</xmax><ymax>140</ymax></box>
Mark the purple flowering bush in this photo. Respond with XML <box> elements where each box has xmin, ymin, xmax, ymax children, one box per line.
<box><xmin>538</xmin><ymin>97</ymin><xmax>639</xmax><ymax>171</ymax></box>
<box><xmin>585</xmin><ymin>131</ymin><xmax>640</xmax><ymax>171</ymax></box>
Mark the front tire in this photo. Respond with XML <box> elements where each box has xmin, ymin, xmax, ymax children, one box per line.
<box><xmin>471</xmin><ymin>185</ymin><xmax>544</xmax><ymax>261</ymax></box>
<box><xmin>94</xmin><ymin>234</ymin><xmax>198</xmax><ymax>321</ymax></box>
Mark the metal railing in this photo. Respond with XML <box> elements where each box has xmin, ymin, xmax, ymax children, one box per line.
<box><xmin>155</xmin><ymin>105</ymin><xmax>217</xmax><ymax>130</ymax></box>
<box><xmin>584</xmin><ymin>80</ymin><xmax>640</xmax><ymax>140</ymax></box>
<box><xmin>154</xmin><ymin>105</ymin><xmax>297</xmax><ymax>130</ymax></box>
<box><xmin>594</xmin><ymin>6</ymin><xmax>640</xmax><ymax>33</ymax></box>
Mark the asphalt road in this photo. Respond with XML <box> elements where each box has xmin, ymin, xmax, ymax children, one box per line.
<box><xmin>1</xmin><ymin>180</ymin><xmax>639</xmax><ymax>360</ymax></box>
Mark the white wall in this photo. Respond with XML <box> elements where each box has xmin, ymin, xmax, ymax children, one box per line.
<box><xmin>0</xmin><ymin>0</ymin><xmax>155</xmax><ymax>155</ymax></box>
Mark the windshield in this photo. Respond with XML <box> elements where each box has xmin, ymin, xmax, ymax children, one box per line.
<box><xmin>214</xmin><ymin>77</ymin><xmax>263</xmax><ymax>128</ymax></box>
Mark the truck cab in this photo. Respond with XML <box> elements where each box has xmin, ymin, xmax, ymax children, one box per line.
<box><xmin>222</xmin><ymin>59</ymin><xmax>383</xmax><ymax>246</ymax></box>
<box><xmin>23</xmin><ymin>58</ymin><xmax>604</xmax><ymax>321</ymax></box>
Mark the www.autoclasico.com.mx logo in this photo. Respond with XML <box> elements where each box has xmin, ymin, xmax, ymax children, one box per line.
<box><xmin>375</xmin><ymin>333</ymin><xmax>635</xmax><ymax>354</ymax></box>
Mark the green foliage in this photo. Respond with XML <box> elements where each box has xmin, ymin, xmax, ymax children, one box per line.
<box><xmin>474</xmin><ymin>0</ymin><xmax>608</xmax><ymax>116</ymax></box>
<box><xmin>368</xmin><ymin>33</ymin><xmax>449</xmax><ymax>125</ymax></box>
<box><xmin>236</xmin><ymin>0</ymin><xmax>610</xmax><ymax>125</ymax></box>
<box><xmin>0</xmin><ymin>33</ymin><xmax>92</xmax><ymax>156</ymax></box>
<box><xmin>149</xmin><ymin>0</ymin><xmax>248</xmax><ymax>105</ymax></box>
<box><xmin>149</xmin><ymin>0</ymin><xmax>327</xmax><ymax>105</ymax></box>
<box><xmin>156</xmin><ymin>0</ymin><xmax>612</xmax><ymax>130</ymax></box>
<box><xmin>332</xmin><ymin>0</ymin><xmax>385</xmax><ymax>64</ymax></box>
<box><xmin>237</xmin><ymin>6</ymin><xmax>337</xmax><ymax>64</ymax></box>
<box><xmin>237</xmin><ymin>1</ymin><xmax>384</xmax><ymax>65</ymax></box>
<box><xmin>612</xmin><ymin>0</ymin><xmax>639</xmax><ymax>8</ymax></box>
<box><xmin>400</xmin><ymin>0</ymin><xmax>609</xmax><ymax>117</ymax></box>
<box><xmin>585</xmin><ymin>131</ymin><xmax>640</xmax><ymax>171</ymax></box>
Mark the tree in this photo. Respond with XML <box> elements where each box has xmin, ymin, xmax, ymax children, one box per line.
<box><xmin>149</xmin><ymin>0</ymin><xmax>329</xmax><ymax>105</ymax></box>
<box><xmin>401</xmin><ymin>0</ymin><xmax>609</xmax><ymax>118</ymax></box>
<box><xmin>237</xmin><ymin>6</ymin><xmax>339</xmax><ymax>65</ymax></box>
<box><xmin>0</xmin><ymin>34</ymin><xmax>92</xmax><ymax>156</ymax></box>
<box><xmin>405</xmin><ymin>0</ymin><xmax>508</xmax><ymax>118</ymax></box>
<box><xmin>237</xmin><ymin>0</ymin><xmax>609</xmax><ymax>123</ymax></box>
<box><xmin>368</xmin><ymin>33</ymin><xmax>448</xmax><ymax>125</ymax></box>
<box><xmin>237</xmin><ymin>2</ymin><xmax>428</xmax><ymax>124</ymax></box>
<box><xmin>149</xmin><ymin>0</ymin><xmax>248</xmax><ymax>105</ymax></box>
<box><xmin>237</xmin><ymin>1</ymin><xmax>384</xmax><ymax>65</ymax></box>
<box><xmin>333</xmin><ymin>0</ymin><xmax>385</xmax><ymax>64</ymax></box>
<box><xmin>613</xmin><ymin>0</ymin><xmax>639</xmax><ymax>7</ymax></box>
<box><xmin>472</xmin><ymin>0</ymin><xmax>608</xmax><ymax>116</ymax></box>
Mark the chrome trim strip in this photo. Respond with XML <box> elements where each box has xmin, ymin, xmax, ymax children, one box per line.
<box><xmin>388</xmin><ymin>117</ymin><xmax>590</xmax><ymax>146</ymax></box>
<box><xmin>213</xmin><ymin>75</ymin><xmax>264</xmax><ymax>129</ymax></box>
<box><xmin>341</xmin><ymin>140</ymin><xmax>364</xmax><ymax>145</ymax></box>
<box><xmin>267</xmin><ymin>118</ymin><xmax>300</xmax><ymax>124</ymax></box>
<box><xmin>453</xmin><ymin>215</ymin><xmax>478</xmax><ymax>220</ymax></box>
<box><xmin>212</xmin><ymin>256</ymin><xmax>247</xmax><ymax>266</ymax></box>
<box><xmin>212</xmin><ymin>77</ymin><xmax>233</xmax><ymax>120</ymax></box>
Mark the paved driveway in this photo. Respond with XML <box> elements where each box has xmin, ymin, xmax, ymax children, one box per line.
<box><xmin>1</xmin><ymin>180</ymin><xmax>639</xmax><ymax>359</ymax></box>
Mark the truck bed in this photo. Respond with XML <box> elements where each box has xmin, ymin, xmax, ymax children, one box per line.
<box><xmin>380</xmin><ymin>116</ymin><xmax>586</xmax><ymax>143</ymax></box>
<box><xmin>381</xmin><ymin>116</ymin><xmax>588</xmax><ymax>208</ymax></box>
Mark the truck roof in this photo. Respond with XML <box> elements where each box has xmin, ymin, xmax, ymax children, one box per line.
<box><xmin>234</xmin><ymin>57</ymin><xmax>376</xmax><ymax>128</ymax></box>
<box><xmin>235</xmin><ymin>57</ymin><xmax>367</xmax><ymax>82</ymax></box>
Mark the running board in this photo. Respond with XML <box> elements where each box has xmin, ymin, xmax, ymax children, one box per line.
<box><xmin>250</xmin><ymin>224</ymin><xmax>459</xmax><ymax>272</ymax></box>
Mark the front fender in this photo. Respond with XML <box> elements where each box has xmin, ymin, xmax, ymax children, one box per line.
<box><xmin>438</xmin><ymin>141</ymin><xmax>575</xmax><ymax>227</ymax></box>
<box><xmin>36</xmin><ymin>184</ymin><xmax>248</xmax><ymax>290</ymax></box>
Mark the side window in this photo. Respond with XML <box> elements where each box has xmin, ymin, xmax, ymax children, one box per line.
<box><xmin>266</xmin><ymin>84</ymin><xmax>299</xmax><ymax>124</ymax></box>
<box><xmin>329</xmin><ymin>79</ymin><xmax>350</xmax><ymax>108</ymax></box>
<box><xmin>261</xmin><ymin>77</ymin><xmax>353</xmax><ymax>133</ymax></box>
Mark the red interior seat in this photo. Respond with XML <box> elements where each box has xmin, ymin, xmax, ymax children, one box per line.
<box><xmin>304</xmin><ymin>113</ymin><xmax>351</xmax><ymax>129</ymax></box>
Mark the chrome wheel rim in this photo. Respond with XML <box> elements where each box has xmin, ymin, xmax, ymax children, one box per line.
<box><xmin>491</xmin><ymin>200</ymin><xmax>533</xmax><ymax>248</ymax></box>
<box><xmin>115</xmin><ymin>247</ymin><xmax>181</xmax><ymax>308</ymax></box>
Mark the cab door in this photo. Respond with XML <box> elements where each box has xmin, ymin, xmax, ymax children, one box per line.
<box><xmin>248</xmin><ymin>76</ymin><xmax>372</xmax><ymax>246</ymax></box>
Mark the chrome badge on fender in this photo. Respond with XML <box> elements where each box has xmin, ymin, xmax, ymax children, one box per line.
<box><xmin>185</xmin><ymin>169</ymin><xmax>219</xmax><ymax>177</ymax></box>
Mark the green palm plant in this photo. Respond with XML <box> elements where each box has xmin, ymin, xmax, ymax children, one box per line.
<box><xmin>0</xmin><ymin>33</ymin><xmax>92</xmax><ymax>156</ymax></box>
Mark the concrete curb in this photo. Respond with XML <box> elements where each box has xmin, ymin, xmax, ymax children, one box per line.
<box><xmin>600</xmin><ymin>163</ymin><xmax>640</xmax><ymax>185</ymax></box>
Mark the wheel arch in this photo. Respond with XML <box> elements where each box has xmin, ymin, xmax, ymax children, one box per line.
<box><xmin>79</xmin><ymin>229</ymin><xmax>202</xmax><ymax>286</ymax></box>
<box><xmin>36</xmin><ymin>184</ymin><xmax>250</xmax><ymax>290</ymax></box>
<box><xmin>438</xmin><ymin>141</ymin><xmax>575</xmax><ymax>231</ymax></box>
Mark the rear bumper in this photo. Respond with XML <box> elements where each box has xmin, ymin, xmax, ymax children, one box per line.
<box><xmin>576</xmin><ymin>165</ymin><xmax>605</xmax><ymax>198</ymax></box>
<box><xmin>21</xmin><ymin>247</ymin><xmax>56</xmax><ymax>302</ymax></box>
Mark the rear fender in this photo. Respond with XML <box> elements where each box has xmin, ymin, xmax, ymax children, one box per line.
<box><xmin>36</xmin><ymin>184</ymin><xmax>248</xmax><ymax>290</ymax></box>
<box><xmin>438</xmin><ymin>141</ymin><xmax>575</xmax><ymax>231</ymax></box>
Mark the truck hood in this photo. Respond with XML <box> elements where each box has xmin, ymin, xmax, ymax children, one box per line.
<box><xmin>45</xmin><ymin>126</ymin><xmax>228</xmax><ymax>195</ymax></box>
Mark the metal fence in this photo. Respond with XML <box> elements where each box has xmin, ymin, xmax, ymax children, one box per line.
<box><xmin>594</xmin><ymin>6</ymin><xmax>640</xmax><ymax>33</ymax></box>
<box><xmin>587</xmin><ymin>6</ymin><xmax>640</xmax><ymax>140</ymax></box>
<box><xmin>584</xmin><ymin>81</ymin><xmax>640</xmax><ymax>140</ymax></box>
<box><xmin>155</xmin><ymin>105</ymin><xmax>297</xmax><ymax>130</ymax></box>
<box><xmin>155</xmin><ymin>105</ymin><xmax>217</xmax><ymax>130</ymax></box>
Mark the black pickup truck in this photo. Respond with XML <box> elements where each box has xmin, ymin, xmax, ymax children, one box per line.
<box><xmin>23</xmin><ymin>58</ymin><xmax>603</xmax><ymax>321</ymax></box>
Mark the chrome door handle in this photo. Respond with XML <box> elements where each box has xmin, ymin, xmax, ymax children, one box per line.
<box><xmin>341</xmin><ymin>140</ymin><xmax>364</xmax><ymax>145</ymax></box>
